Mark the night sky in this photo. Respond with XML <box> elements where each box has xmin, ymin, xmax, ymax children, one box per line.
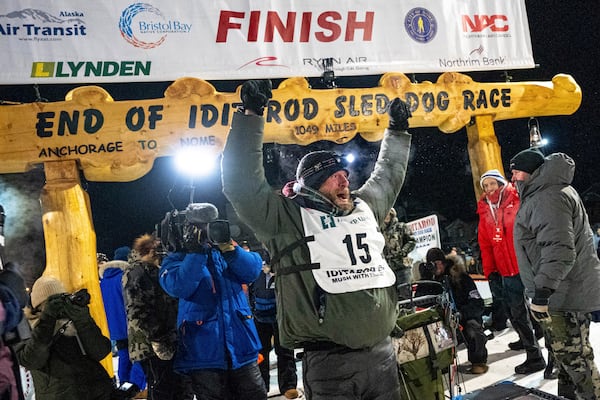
<box><xmin>0</xmin><ymin>1</ymin><xmax>599</xmax><ymax>280</ymax></box>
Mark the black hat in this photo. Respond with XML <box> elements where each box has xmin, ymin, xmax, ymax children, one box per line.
<box><xmin>510</xmin><ymin>148</ymin><xmax>545</xmax><ymax>174</ymax></box>
<box><xmin>296</xmin><ymin>151</ymin><xmax>348</xmax><ymax>190</ymax></box>
<box><xmin>426</xmin><ymin>248</ymin><xmax>446</xmax><ymax>263</ymax></box>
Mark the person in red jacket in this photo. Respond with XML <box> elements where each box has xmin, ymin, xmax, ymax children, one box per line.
<box><xmin>477</xmin><ymin>169</ymin><xmax>548</xmax><ymax>375</ymax></box>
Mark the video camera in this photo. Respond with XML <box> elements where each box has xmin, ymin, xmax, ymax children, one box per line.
<box><xmin>62</xmin><ymin>288</ymin><xmax>91</xmax><ymax>307</ymax></box>
<box><xmin>158</xmin><ymin>203</ymin><xmax>231</xmax><ymax>252</ymax></box>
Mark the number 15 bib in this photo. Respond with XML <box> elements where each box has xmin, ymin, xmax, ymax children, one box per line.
<box><xmin>300</xmin><ymin>200</ymin><xmax>396</xmax><ymax>294</ymax></box>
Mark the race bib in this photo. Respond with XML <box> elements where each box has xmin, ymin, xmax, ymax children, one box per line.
<box><xmin>301</xmin><ymin>200</ymin><xmax>396</xmax><ymax>294</ymax></box>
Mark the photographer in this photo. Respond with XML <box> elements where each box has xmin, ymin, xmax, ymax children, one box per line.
<box><xmin>15</xmin><ymin>276</ymin><xmax>114</xmax><ymax>400</ymax></box>
<box><xmin>158</xmin><ymin>203</ymin><xmax>266</xmax><ymax>400</ymax></box>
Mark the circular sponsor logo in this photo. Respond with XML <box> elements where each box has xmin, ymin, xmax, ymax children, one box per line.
<box><xmin>404</xmin><ymin>7</ymin><xmax>437</xmax><ymax>43</ymax></box>
<box><xmin>119</xmin><ymin>3</ymin><xmax>167</xmax><ymax>49</ymax></box>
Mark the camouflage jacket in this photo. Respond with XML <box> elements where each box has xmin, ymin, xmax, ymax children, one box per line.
<box><xmin>122</xmin><ymin>260</ymin><xmax>178</xmax><ymax>362</ymax></box>
<box><xmin>382</xmin><ymin>217</ymin><xmax>416</xmax><ymax>270</ymax></box>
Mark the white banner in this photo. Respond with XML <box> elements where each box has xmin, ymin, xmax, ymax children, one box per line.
<box><xmin>0</xmin><ymin>1</ymin><xmax>533</xmax><ymax>84</ymax></box>
<box><xmin>407</xmin><ymin>214</ymin><xmax>441</xmax><ymax>264</ymax></box>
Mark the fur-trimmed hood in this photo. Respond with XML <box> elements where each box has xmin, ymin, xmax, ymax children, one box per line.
<box><xmin>98</xmin><ymin>260</ymin><xmax>128</xmax><ymax>279</ymax></box>
<box><xmin>445</xmin><ymin>254</ymin><xmax>467</xmax><ymax>285</ymax></box>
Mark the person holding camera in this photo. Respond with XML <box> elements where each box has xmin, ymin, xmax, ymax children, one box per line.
<box><xmin>122</xmin><ymin>233</ymin><xmax>184</xmax><ymax>400</ymax></box>
<box><xmin>222</xmin><ymin>80</ymin><xmax>412</xmax><ymax>399</ymax></box>
<box><xmin>158</xmin><ymin>203</ymin><xmax>266</xmax><ymax>400</ymax></box>
<box><xmin>15</xmin><ymin>276</ymin><xmax>114</xmax><ymax>400</ymax></box>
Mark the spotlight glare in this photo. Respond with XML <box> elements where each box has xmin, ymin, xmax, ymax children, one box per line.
<box><xmin>345</xmin><ymin>153</ymin><xmax>355</xmax><ymax>163</ymax></box>
<box><xmin>174</xmin><ymin>148</ymin><xmax>218</xmax><ymax>177</ymax></box>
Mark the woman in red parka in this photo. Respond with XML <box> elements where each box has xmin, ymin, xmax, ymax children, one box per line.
<box><xmin>477</xmin><ymin>169</ymin><xmax>550</xmax><ymax>376</ymax></box>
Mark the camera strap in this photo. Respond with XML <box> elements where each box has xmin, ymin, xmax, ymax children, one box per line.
<box><xmin>51</xmin><ymin>319</ymin><xmax>86</xmax><ymax>355</ymax></box>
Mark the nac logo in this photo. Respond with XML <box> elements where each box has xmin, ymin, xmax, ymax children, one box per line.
<box><xmin>119</xmin><ymin>3</ymin><xmax>167</xmax><ymax>49</ymax></box>
<box><xmin>404</xmin><ymin>8</ymin><xmax>437</xmax><ymax>43</ymax></box>
<box><xmin>462</xmin><ymin>15</ymin><xmax>509</xmax><ymax>33</ymax></box>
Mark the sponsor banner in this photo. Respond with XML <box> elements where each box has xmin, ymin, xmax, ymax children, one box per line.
<box><xmin>0</xmin><ymin>0</ymin><xmax>533</xmax><ymax>83</ymax></box>
<box><xmin>407</xmin><ymin>214</ymin><xmax>441</xmax><ymax>264</ymax></box>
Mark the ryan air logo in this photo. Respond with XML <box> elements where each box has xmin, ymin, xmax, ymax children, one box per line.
<box><xmin>119</xmin><ymin>3</ymin><xmax>192</xmax><ymax>49</ymax></box>
<box><xmin>404</xmin><ymin>7</ymin><xmax>437</xmax><ymax>43</ymax></box>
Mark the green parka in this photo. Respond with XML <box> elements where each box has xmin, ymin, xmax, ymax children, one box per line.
<box><xmin>222</xmin><ymin>112</ymin><xmax>412</xmax><ymax>349</ymax></box>
<box><xmin>16</xmin><ymin>309</ymin><xmax>113</xmax><ymax>400</ymax></box>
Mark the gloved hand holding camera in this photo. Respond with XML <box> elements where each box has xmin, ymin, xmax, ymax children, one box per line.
<box><xmin>41</xmin><ymin>294</ymin><xmax>67</xmax><ymax>321</ymax></box>
<box><xmin>241</xmin><ymin>79</ymin><xmax>272</xmax><ymax>116</ymax></box>
<box><xmin>387</xmin><ymin>97</ymin><xmax>412</xmax><ymax>131</ymax></box>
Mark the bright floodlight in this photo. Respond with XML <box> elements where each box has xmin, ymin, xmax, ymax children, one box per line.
<box><xmin>174</xmin><ymin>147</ymin><xmax>218</xmax><ymax>177</ymax></box>
<box><xmin>345</xmin><ymin>153</ymin><xmax>355</xmax><ymax>163</ymax></box>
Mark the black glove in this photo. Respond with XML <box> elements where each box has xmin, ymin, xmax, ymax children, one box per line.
<box><xmin>387</xmin><ymin>98</ymin><xmax>412</xmax><ymax>131</ymax></box>
<box><xmin>64</xmin><ymin>301</ymin><xmax>91</xmax><ymax>323</ymax></box>
<box><xmin>41</xmin><ymin>294</ymin><xmax>67</xmax><ymax>320</ymax></box>
<box><xmin>530</xmin><ymin>287</ymin><xmax>553</xmax><ymax>323</ymax></box>
<box><xmin>151</xmin><ymin>331</ymin><xmax>177</xmax><ymax>360</ymax></box>
<box><xmin>240</xmin><ymin>80</ymin><xmax>272</xmax><ymax>116</ymax></box>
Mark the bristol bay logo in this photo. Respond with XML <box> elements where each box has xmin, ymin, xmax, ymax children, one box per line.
<box><xmin>404</xmin><ymin>7</ymin><xmax>437</xmax><ymax>43</ymax></box>
<box><xmin>119</xmin><ymin>3</ymin><xmax>191</xmax><ymax>49</ymax></box>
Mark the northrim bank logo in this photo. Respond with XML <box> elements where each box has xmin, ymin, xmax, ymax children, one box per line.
<box><xmin>119</xmin><ymin>3</ymin><xmax>191</xmax><ymax>49</ymax></box>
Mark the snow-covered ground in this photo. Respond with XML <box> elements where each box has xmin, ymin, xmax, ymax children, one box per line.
<box><xmin>109</xmin><ymin>321</ymin><xmax>600</xmax><ymax>399</ymax></box>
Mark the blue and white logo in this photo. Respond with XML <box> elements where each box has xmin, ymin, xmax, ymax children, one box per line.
<box><xmin>404</xmin><ymin>7</ymin><xmax>437</xmax><ymax>43</ymax></box>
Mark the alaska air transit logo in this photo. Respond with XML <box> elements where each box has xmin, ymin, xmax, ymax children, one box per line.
<box><xmin>404</xmin><ymin>7</ymin><xmax>437</xmax><ymax>43</ymax></box>
<box><xmin>119</xmin><ymin>3</ymin><xmax>166</xmax><ymax>49</ymax></box>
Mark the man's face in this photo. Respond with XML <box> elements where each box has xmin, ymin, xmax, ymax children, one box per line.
<box><xmin>481</xmin><ymin>177</ymin><xmax>500</xmax><ymax>195</ymax></box>
<box><xmin>318</xmin><ymin>170</ymin><xmax>352</xmax><ymax>211</ymax></box>
<box><xmin>434</xmin><ymin>260</ymin><xmax>445</xmax><ymax>276</ymax></box>
<box><xmin>511</xmin><ymin>169</ymin><xmax>530</xmax><ymax>183</ymax></box>
<box><xmin>511</xmin><ymin>169</ymin><xmax>531</xmax><ymax>194</ymax></box>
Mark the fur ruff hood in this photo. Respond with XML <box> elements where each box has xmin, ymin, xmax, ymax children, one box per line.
<box><xmin>98</xmin><ymin>259</ymin><xmax>128</xmax><ymax>279</ymax></box>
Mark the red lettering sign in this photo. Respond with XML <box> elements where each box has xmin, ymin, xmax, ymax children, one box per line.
<box><xmin>216</xmin><ymin>10</ymin><xmax>374</xmax><ymax>43</ymax></box>
<box><xmin>461</xmin><ymin>15</ymin><xmax>508</xmax><ymax>33</ymax></box>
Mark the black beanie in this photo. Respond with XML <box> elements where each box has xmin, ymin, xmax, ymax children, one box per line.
<box><xmin>426</xmin><ymin>248</ymin><xmax>446</xmax><ymax>263</ymax></box>
<box><xmin>510</xmin><ymin>148</ymin><xmax>545</xmax><ymax>174</ymax></box>
<box><xmin>296</xmin><ymin>151</ymin><xmax>348</xmax><ymax>190</ymax></box>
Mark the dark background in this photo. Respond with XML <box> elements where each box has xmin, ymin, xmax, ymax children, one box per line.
<box><xmin>0</xmin><ymin>1</ymin><xmax>599</xmax><ymax>281</ymax></box>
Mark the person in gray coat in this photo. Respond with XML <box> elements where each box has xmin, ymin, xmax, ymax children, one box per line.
<box><xmin>510</xmin><ymin>148</ymin><xmax>600</xmax><ymax>399</ymax></box>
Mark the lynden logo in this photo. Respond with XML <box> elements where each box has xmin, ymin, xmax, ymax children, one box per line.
<box><xmin>31</xmin><ymin>61</ymin><xmax>151</xmax><ymax>78</ymax></box>
<box><xmin>0</xmin><ymin>8</ymin><xmax>86</xmax><ymax>39</ymax></box>
<box><xmin>119</xmin><ymin>3</ymin><xmax>191</xmax><ymax>49</ymax></box>
<box><xmin>404</xmin><ymin>8</ymin><xmax>437</xmax><ymax>43</ymax></box>
<box><xmin>462</xmin><ymin>15</ymin><xmax>509</xmax><ymax>33</ymax></box>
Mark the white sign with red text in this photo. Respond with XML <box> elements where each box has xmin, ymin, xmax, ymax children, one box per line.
<box><xmin>0</xmin><ymin>0</ymin><xmax>533</xmax><ymax>83</ymax></box>
<box><xmin>406</xmin><ymin>214</ymin><xmax>441</xmax><ymax>265</ymax></box>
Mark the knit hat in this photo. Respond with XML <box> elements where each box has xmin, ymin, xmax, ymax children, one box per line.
<box><xmin>479</xmin><ymin>169</ymin><xmax>507</xmax><ymax>189</ymax></box>
<box><xmin>30</xmin><ymin>276</ymin><xmax>66</xmax><ymax>309</ymax></box>
<box><xmin>113</xmin><ymin>246</ymin><xmax>130</xmax><ymax>261</ymax></box>
<box><xmin>426</xmin><ymin>248</ymin><xmax>446</xmax><ymax>263</ymax></box>
<box><xmin>296</xmin><ymin>151</ymin><xmax>348</xmax><ymax>190</ymax></box>
<box><xmin>510</xmin><ymin>148</ymin><xmax>545</xmax><ymax>174</ymax></box>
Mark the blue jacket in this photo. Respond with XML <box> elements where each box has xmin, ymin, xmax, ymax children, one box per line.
<box><xmin>159</xmin><ymin>246</ymin><xmax>263</xmax><ymax>372</ymax></box>
<box><xmin>99</xmin><ymin>260</ymin><xmax>128</xmax><ymax>341</ymax></box>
